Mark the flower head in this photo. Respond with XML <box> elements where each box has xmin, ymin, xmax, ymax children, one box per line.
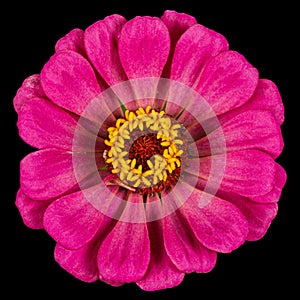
<box><xmin>14</xmin><ymin>10</ymin><xmax>286</xmax><ymax>291</ymax></box>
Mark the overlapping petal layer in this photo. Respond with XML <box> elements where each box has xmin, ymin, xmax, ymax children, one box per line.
<box><xmin>15</xmin><ymin>10</ymin><xmax>286</xmax><ymax>292</ymax></box>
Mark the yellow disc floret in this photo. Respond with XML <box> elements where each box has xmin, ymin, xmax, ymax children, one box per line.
<box><xmin>104</xmin><ymin>106</ymin><xmax>184</xmax><ymax>191</ymax></box>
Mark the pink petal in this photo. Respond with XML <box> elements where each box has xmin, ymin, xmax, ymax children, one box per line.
<box><xmin>99</xmin><ymin>276</ymin><xmax>124</xmax><ymax>287</ymax></box>
<box><xmin>17</xmin><ymin>97</ymin><xmax>104</xmax><ymax>151</ymax></box>
<box><xmin>251</xmin><ymin>163</ymin><xmax>287</xmax><ymax>203</ymax></box>
<box><xmin>195</xmin><ymin>50</ymin><xmax>259</xmax><ymax>116</ymax></box>
<box><xmin>193</xmin><ymin>150</ymin><xmax>276</xmax><ymax>197</ymax></box>
<box><xmin>53</xmin><ymin>216</ymin><xmax>108</xmax><ymax>283</ymax></box>
<box><xmin>44</xmin><ymin>187</ymin><xmax>107</xmax><ymax>249</ymax></box>
<box><xmin>161</xmin><ymin>10</ymin><xmax>197</xmax><ymax>78</ymax></box>
<box><xmin>20</xmin><ymin>149</ymin><xmax>78</xmax><ymax>200</ymax></box>
<box><xmin>98</xmin><ymin>193</ymin><xmax>150</xmax><ymax>282</ymax></box>
<box><xmin>225</xmin><ymin>194</ymin><xmax>278</xmax><ymax>241</ymax></box>
<box><xmin>163</xmin><ymin>210</ymin><xmax>217</xmax><ymax>273</ymax></box>
<box><xmin>177</xmin><ymin>186</ymin><xmax>248</xmax><ymax>253</ymax></box>
<box><xmin>85</xmin><ymin>14</ymin><xmax>128</xmax><ymax>86</ymax></box>
<box><xmin>170</xmin><ymin>24</ymin><xmax>228</xmax><ymax>87</ymax></box>
<box><xmin>118</xmin><ymin>16</ymin><xmax>170</xmax><ymax>78</ymax></box>
<box><xmin>40</xmin><ymin>51</ymin><xmax>103</xmax><ymax>115</ymax></box>
<box><xmin>54</xmin><ymin>242</ymin><xmax>99</xmax><ymax>282</ymax></box>
<box><xmin>44</xmin><ymin>182</ymin><xmax>127</xmax><ymax>250</ymax></box>
<box><xmin>13</xmin><ymin>74</ymin><xmax>46</xmax><ymax>114</ymax></box>
<box><xmin>196</xmin><ymin>110</ymin><xmax>283</xmax><ymax>158</ymax></box>
<box><xmin>137</xmin><ymin>220</ymin><xmax>184</xmax><ymax>291</ymax></box>
<box><xmin>17</xmin><ymin>98</ymin><xmax>77</xmax><ymax>150</ymax></box>
<box><xmin>15</xmin><ymin>189</ymin><xmax>53</xmax><ymax>229</ymax></box>
<box><xmin>55</xmin><ymin>28</ymin><xmax>86</xmax><ymax>56</ymax></box>
<box><xmin>244</xmin><ymin>79</ymin><xmax>284</xmax><ymax>125</ymax></box>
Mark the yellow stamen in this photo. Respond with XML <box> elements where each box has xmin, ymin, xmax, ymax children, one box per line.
<box><xmin>116</xmin><ymin>118</ymin><xmax>126</xmax><ymax>128</ymax></box>
<box><xmin>104</xmin><ymin>140</ymin><xmax>112</xmax><ymax>146</ymax></box>
<box><xmin>133</xmin><ymin>179</ymin><xmax>141</xmax><ymax>187</ymax></box>
<box><xmin>130</xmin><ymin>158</ymin><xmax>136</xmax><ymax>169</ymax></box>
<box><xmin>167</xmin><ymin>165</ymin><xmax>173</xmax><ymax>173</ymax></box>
<box><xmin>127</xmin><ymin>172</ymin><xmax>133</xmax><ymax>181</ymax></box>
<box><xmin>138</xmin><ymin>164</ymin><xmax>143</xmax><ymax>174</ymax></box>
<box><xmin>158</xmin><ymin>173</ymin><xmax>163</xmax><ymax>181</ymax></box>
<box><xmin>150</xmin><ymin>122</ymin><xmax>159</xmax><ymax>131</ymax></box>
<box><xmin>106</xmin><ymin>158</ymin><xmax>113</xmax><ymax>164</ymax></box>
<box><xmin>163</xmin><ymin>149</ymin><xmax>171</xmax><ymax>159</ymax></box>
<box><xmin>145</xmin><ymin>105</ymin><xmax>152</xmax><ymax>113</ymax></box>
<box><xmin>172</xmin><ymin>124</ymin><xmax>181</xmax><ymax>130</ymax></box>
<box><xmin>142</xmin><ymin>176</ymin><xmax>151</xmax><ymax>186</ymax></box>
<box><xmin>157</xmin><ymin>131</ymin><xmax>162</xmax><ymax>140</ymax></box>
<box><xmin>170</xmin><ymin>162</ymin><xmax>176</xmax><ymax>171</ymax></box>
<box><xmin>171</xmin><ymin>143</ymin><xmax>177</xmax><ymax>154</ymax></box>
<box><xmin>143</xmin><ymin>170</ymin><xmax>153</xmax><ymax>177</ymax></box>
<box><xmin>129</xmin><ymin>121</ymin><xmax>134</xmax><ymax>132</ymax></box>
<box><xmin>104</xmin><ymin>106</ymin><xmax>184</xmax><ymax>190</ymax></box>
<box><xmin>176</xmin><ymin>150</ymin><xmax>184</xmax><ymax>156</ymax></box>
<box><xmin>107</xmin><ymin>127</ymin><xmax>116</xmax><ymax>132</ymax></box>
<box><xmin>138</xmin><ymin>107</ymin><xmax>145</xmax><ymax>114</ymax></box>
<box><xmin>138</xmin><ymin>120</ymin><xmax>144</xmax><ymax>131</ymax></box>
<box><xmin>163</xmin><ymin>171</ymin><xmax>168</xmax><ymax>181</ymax></box>
<box><xmin>133</xmin><ymin>119</ymin><xmax>139</xmax><ymax>129</ymax></box>
<box><xmin>118</xmin><ymin>136</ymin><xmax>124</xmax><ymax>145</ymax></box>
<box><xmin>167</xmin><ymin>158</ymin><xmax>177</xmax><ymax>163</ymax></box>
<box><xmin>153</xmin><ymin>176</ymin><xmax>158</xmax><ymax>185</ymax></box>
<box><xmin>161</xmin><ymin>141</ymin><xmax>170</xmax><ymax>147</ymax></box>
<box><xmin>128</xmin><ymin>111</ymin><xmax>136</xmax><ymax>121</ymax></box>
<box><xmin>174</xmin><ymin>139</ymin><xmax>184</xmax><ymax>145</ymax></box>
<box><xmin>120</xmin><ymin>171</ymin><xmax>126</xmax><ymax>181</ymax></box>
<box><xmin>147</xmin><ymin>160</ymin><xmax>153</xmax><ymax>169</ymax></box>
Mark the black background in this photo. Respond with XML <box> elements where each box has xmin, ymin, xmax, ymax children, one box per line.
<box><xmin>3</xmin><ymin>0</ymin><xmax>296</xmax><ymax>298</ymax></box>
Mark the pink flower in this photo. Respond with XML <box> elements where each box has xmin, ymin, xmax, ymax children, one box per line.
<box><xmin>14</xmin><ymin>10</ymin><xmax>286</xmax><ymax>291</ymax></box>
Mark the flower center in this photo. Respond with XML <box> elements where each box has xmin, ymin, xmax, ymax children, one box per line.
<box><xmin>103</xmin><ymin>106</ymin><xmax>184</xmax><ymax>195</ymax></box>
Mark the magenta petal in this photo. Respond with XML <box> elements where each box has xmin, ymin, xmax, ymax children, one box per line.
<box><xmin>196</xmin><ymin>50</ymin><xmax>259</xmax><ymax>115</ymax></box>
<box><xmin>85</xmin><ymin>14</ymin><xmax>128</xmax><ymax>85</ymax></box>
<box><xmin>244</xmin><ymin>79</ymin><xmax>285</xmax><ymax>125</ymax></box>
<box><xmin>15</xmin><ymin>189</ymin><xmax>53</xmax><ymax>229</ymax></box>
<box><xmin>196</xmin><ymin>150</ymin><xmax>276</xmax><ymax>197</ymax></box>
<box><xmin>170</xmin><ymin>24</ymin><xmax>228</xmax><ymax>87</ymax></box>
<box><xmin>161</xmin><ymin>10</ymin><xmax>197</xmax><ymax>78</ymax></box>
<box><xmin>99</xmin><ymin>276</ymin><xmax>124</xmax><ymax>287</ymax></box>
<box><xmin>17</xmin><ymin>98</ymin><xmax>78</xmax><ymax>150</ymax></box>
<box><xmin>54</xmin><ymin>242</ymin><xmax>99</xmax><ymax>282</ymax></box>
<box><xmin>251</xmin><ymin>163</ymin><xmax>287</xmax><ymax>203</ymax></box>
<box><xmin>163</xmin><ymin>211</ymin><xmax>217</xmax><ymax>273</ymax></box>
<box><xmin>44</xmin><ymin>189</ymin><xmax>104</xmax><ymax>249</ymax></box>
<box><xmin>181</xmin><ymin>188</ymin><xmax>248</xmax><ymax>253</ymax></box>
<box><xmin>20</xmin><ymin>149</ymin><xmax>78</xmax><ymax>200</ymax></box>
<box><xmin>55</xmin><ymin>28</ymin><xmax>85</xmax><ymax>56</ymax></box>
<box><xmin>98</xmin><ymin>193</ymin><xmax>150</xmax><ymax>282</ymax></box>
<box><xmin>225</xmin><ymin>194</ymin><xmax>278</xmax><ymax>241</ymax></box>
<box><xmin>40</xmin><ymin>51</ymin><xmax>102</xmax><ymax>115</ymax></box>
<box><xmin>196</xmin><ymin>110</ymin><xmax>283</xmax><ymax>158</ymax></box>
<box><xmin>119</xmin><ymin>16</ymin><xmax>170</xmax><ymax>78</ymax></box>
<box><xmin>137</xmin><ymin>220</ymin><xmax>184</xmax><ymax>291</ymax></box>
<box><xmin>17</xmin><ymin>97</ymin><xmax>101</xmax><ymax>151</ymax></box>
<box><xmin>55</xmin><ymin>208</ymin><xmax>122</xmax><ymax>282</ymax></box>
<box><xmin>13</xmin><ymin>74</ymin><xmax>46</xmax><ymax>114</ymax></box>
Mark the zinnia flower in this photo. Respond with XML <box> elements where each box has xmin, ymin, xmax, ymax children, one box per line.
<box><xmin>14</xmin><ymin>10</ymin><xmax>286</xmax><ymax>291</ymax></box>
